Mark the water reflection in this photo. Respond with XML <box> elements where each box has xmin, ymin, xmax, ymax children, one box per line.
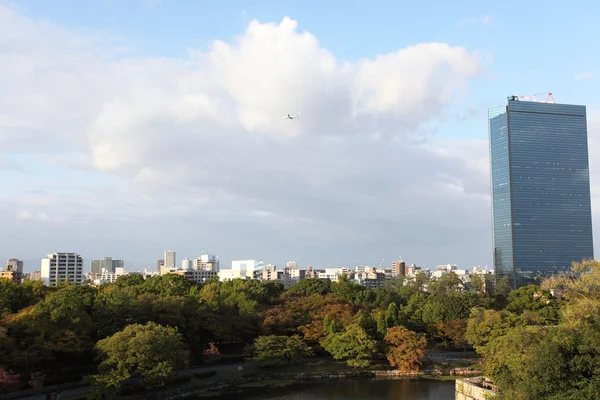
<box><xmin>253</xmin><ymin>379</ymin><xmax>454</xmax><ymax>400</ymax></box>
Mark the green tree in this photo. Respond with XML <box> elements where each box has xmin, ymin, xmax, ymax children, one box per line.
<box><xmin>114</xmin><ymin>274</ymin><xmax>145</xmax><ymax>288</ymax></box>
<box><xmin>385</xmin><ymin>302</ymin><xmax>399</xmax><ymax>328</ymax></box>
<box><xmin>468</xmin><ymin>274</ymin><xmax>485</xmax><ymax>294</ymax></box>
<box><xmin>476</xmin><ymin>264</ymin><xmax>600</xmax><ymax>400</ymax></box>
<box><xmin>93</xmin><ymin>322</ymin><xmax>189</xmax><ymax>391</ymax></box>
<box><xmin>321</xmin><ymin>323</ymin><xmax>378</xmax><ymax>368</ymax></box>
<box><xmin>323</xmin><ymin>315</ymin><xmax>338</xmax><ymax>334</ymax></box>
<box><xmin>92</xmin><ymin>286</ymin><xmax>140</xmax><ymax>338</ymax></box>
<box><xmin>141</xmin><ymin>274</ymin><xmax>194</xmax><ymax>297</ymax></box>
<box><xmin>251</xmin><ymin>335</ymin><xmax>314</xmax><ymax>365</ymax></box>
<box><xmin>465</xmin><ymin>307</ymin><xmax>520</xmax><ymax>349</ymax></box>
<box><xmin>375</xmin><ymin>311</ymin><xmax>387</xmax><ymax>339</ymax></box>
<box><xmin>356</xmin><ymin>310</ymin><xmax>377</xmax><ymax>337</ymax></box>
<box><xmin>289</xmin><ymin>279</ymin><xmax>331</xmax><ymax>296</ymax></box>
<box><xmin>506</xmin><ymin>284</ymin><xmax>559</xmax><ymax>322</ymax></box>
<box><xmin>330</xmin><ymin>275</ymin><xmax>368</xmax><ymax>304</ymax></box>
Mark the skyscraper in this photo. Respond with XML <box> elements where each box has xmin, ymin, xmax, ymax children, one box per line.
<box><xmin>489</xmin><ymin>96</ymin><xmax>594</xmax><ymax>287</ymax></box>
<box><xmin>164</xmin><ymin>250</ymin><xmax>176</xmax><ymax>269</ymax></box>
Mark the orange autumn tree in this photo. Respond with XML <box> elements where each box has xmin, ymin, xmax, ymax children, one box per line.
<box><xmin>0</xmin><ymin>368</ymin><xmax>20</xmax><ymax>394</ymax></box>
<box><xmin>384</xmin><ymin>326</ymin><xmax>427</xmax><ymax>372</ymax></box>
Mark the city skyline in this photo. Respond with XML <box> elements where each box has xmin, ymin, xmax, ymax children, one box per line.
<box><xmin>1</xmin><ymin>1</ymin><xmax>599</xmax><ymax>271</ymax></box>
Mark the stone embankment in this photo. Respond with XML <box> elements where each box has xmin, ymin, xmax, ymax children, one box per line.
<box><xmin>270</xmin><ymin>367</ymin><xmax>481</xmax><ymax>380</ymax></box>
<box><xmin>455</xmin><ymin>376</ymin><xmax>499</xmax><ymax>400</ymax></box>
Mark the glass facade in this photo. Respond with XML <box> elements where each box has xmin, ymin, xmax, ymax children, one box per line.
<box><xmin>489</xmin><ymin>99</ymin><xmax>594</xmax><ymax>287</ymax></box>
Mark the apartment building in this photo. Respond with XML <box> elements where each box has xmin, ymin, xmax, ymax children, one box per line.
<box><xmin>41</xmin><ymin>252</ymin><xmax>84</xmax><ymax>286</ymax></box>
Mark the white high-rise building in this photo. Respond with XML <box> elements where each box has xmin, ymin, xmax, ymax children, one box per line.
<box><xmin>164</xmin><ymin>250</ymin><xmax>176</xmax><ymax>269</ymax></box>
<box><xmin>41</xmin><ymin>253</ymin><xmax>83</xmax><ymax>286</ymax></box>
<box><xmin>182</xmin><ymin>258</ymin><xmax>193</xmax><ymax>270</ymax></box>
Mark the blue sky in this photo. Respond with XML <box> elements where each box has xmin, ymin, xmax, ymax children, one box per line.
<box><xmin>1</xmin><ymin>0</ymin><xmax>599</xmax><ymax>271</ymax></box>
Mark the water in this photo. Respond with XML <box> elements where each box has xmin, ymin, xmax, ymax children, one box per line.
<box><xmin>239</xmin><ymin>379</ymin><xmax>455</xmax><ymax>400</ymax></box>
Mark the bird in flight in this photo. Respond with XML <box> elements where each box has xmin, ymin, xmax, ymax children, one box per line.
<box><xmin>283</xmin><ymin>113</ymin><xmax>300</xmax><ymax>120</ymax></box>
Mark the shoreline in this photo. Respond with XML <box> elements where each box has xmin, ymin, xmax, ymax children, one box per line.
<box><xmin>151</xmin><ymin>367</ymin><xmax>482</xmax><ymax>400</ymax></box>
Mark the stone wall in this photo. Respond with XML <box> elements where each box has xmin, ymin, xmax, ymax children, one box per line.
<box><xmin>455</xmin><ymin>377</ymin><xmax>498</xmax><ymax>400</ymax></box>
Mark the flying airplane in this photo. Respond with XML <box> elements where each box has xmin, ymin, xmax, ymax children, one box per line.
<box><xmin>283</xmin><ymin>113</ymin><xmax>300</xmax><ymax>120</ymax></box>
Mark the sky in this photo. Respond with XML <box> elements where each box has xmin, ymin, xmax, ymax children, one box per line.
<box><xmin>1</xmin><ymin>0</ymin><xmax>599</xmax><ymax>272</ymax></box>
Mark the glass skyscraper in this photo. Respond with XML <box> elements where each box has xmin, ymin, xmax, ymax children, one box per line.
<box><xmin>489</xmin><ymin>97</ymin><xmax>594</xmax><ymax>287</ymax></box>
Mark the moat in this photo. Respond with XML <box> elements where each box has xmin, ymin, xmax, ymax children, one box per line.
<box><xmin>201</xmin><ymin>379</ymin><xmax>456</xmax><ymax>399</ymax></box>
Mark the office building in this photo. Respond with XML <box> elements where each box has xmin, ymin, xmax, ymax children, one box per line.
<box><xmin>489</xmin><ymin>96</ymin><xmax>594</xmax><ymax>287</ymax></box>
<box><xmin>182</xmin><ymin>258</ymin><xmax>193</xmax><ymax>270</ymax></box>
<box><xmin>41</xmin><ymin>253</ymin><xmax>84</xmax><ymax>286</ymax></box>
<box><xmin>391</xmin><ymin>261</ymin><xmax>406</xmax><ymax>276</ymax></box>
<box><xmin>1</xmin><ymin>258</ymin><xmax>24</xmax><ymax>283</ymax></box>
<box><xmin>220</xmin><ymin>259</ymin><xmax>263</xmax><ymax>281</ymax></box>
<box><xmin>90</xmin><ymin>257</ymin><xmax>124</xmax><ymax>274</ymax></box>
<box><xmin>194</xmin><ymin>254</ymin><xmax>219</xmax><ymax>272</ymax></box>
<box><xmin>164</xmin><ymin>250</ymin><xmax>176</xmax><ymax>269</ymax></box>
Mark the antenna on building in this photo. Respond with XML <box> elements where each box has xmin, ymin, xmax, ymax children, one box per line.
<box><xmin>514</xmin><ymin>92</ymin><xmax>555</xmax><ymax>104</ymax></box>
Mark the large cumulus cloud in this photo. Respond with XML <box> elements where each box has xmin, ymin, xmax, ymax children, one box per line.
<box><xmin>0</xmin><ymin>4</ymin><xmax>497</xmax><ymax>269</ymax></box>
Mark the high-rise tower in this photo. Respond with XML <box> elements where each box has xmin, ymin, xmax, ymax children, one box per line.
<box><xmin>489</xmin><ymin>95</ymin><xmax>594</xmax><ymax>287</ymax></box>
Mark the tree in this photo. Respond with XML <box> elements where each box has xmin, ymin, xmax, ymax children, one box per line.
<box><xmin>431</xmin><ymin>319</ymin><xmax>467</xmax><ymax>350</ymax></box>
<box><xmin>469</xmin><ymin>274</ymin><xmax>485</xmax><ymax>294</ymax></box>
<box><xmin>385</xmin><ymin>302</ymin><xmax>399</xmax><ymax>328</ymax></box>
<box><xmin>478</xmin><ymin>269</ymin><xmax>600</xmax><ymax>400</ymax></box>
<box><xmin>141</xmin><ymin>274</ymin><xmax>194</xmax><ymax>297</ymax></box>
<box><xmin>202</xmin><ymin>342</ymin><xmax>222</xmax><ymax>362</ymax></box>
<box><xmin>92</xmin><ymin>285</ymin><xmax>140</xmax><ymax>338</ymax></box>
<box><xmin>465</xmin><ymin>307</ymin><xmax>520</xmax><ymax>349</ymax></box>
<box><xmin>356</xmin><ymin>310</ymin><xmax>377</xmax><ymax>337</ymax></box>
<box><xmin>375</xmin><ymin>311</ymin><xmax>387</xmax><ymax>339</ymax></box>
<box><xmin>0</xmin><ymin>368</ymin><xmax>20</xmax><ymax>394</ymax></box>
<box><xmin>114</xmin><ymin>274</ymin><xmax>145</xmax><ymax>288</ymax></box>
<box><xmin>542</xmin><ymin>259</ymin><xmax>600</xmax><ymax>301</ymax></box>
<box><xmin>321</xmin><ymin>323</ymin><xmax>378</xmax><ymax>368</ymax></box>
<box><xmin>93</xmin><ymin>322</ymin><xmax>189</xmax><ymax>391</ymax></box>
<box><xmin>506</xmin><ymin>285</ymin><xmax>558</xmax><ymax>320</ymax></box>
<box><xmin>290</xmin><ymin>279</ymin><xmax>331</xmax><ymax>296</ymax></box>
<box><xmin>28</xmin><ymin>372</ymin><xmax>45</xmax><ymax>390</ymax></box>
<box><xmin>330</xmin><ymin>275</ymin><xmax>368</xmax><ymax>304</ymax></box>
<box><xmin>384</xmin><ymin>326</ymin><xmax>427</xmax><ymax>372</ymax></box>
<box><xmin>251</xmin><ymin>335</ymin><xmax>314</xmax><ymax>365</ymax></box>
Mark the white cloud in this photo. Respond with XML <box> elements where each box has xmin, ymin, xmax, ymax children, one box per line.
<box><xmin>574</xmin><ymin>71</ymin><xmax>592</xmax><ymax>80</ymax></box>
<box><xmin>0</xmin><ymin>4</ymin><xmax>494</xmax><ymax>268</ymax></box>
<box><xmin>16</xmin><ymin>211</ymin><xmax>51</xmax><ymax>221</ymax></box>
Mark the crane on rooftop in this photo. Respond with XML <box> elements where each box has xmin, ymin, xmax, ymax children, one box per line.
<box><xmin>508</xmin><ymin>92</ymin><xmax>555</xmax><ymax>104</ymax></box>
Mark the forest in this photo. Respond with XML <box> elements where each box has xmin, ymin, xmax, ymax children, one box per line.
<box><xmin>0</xmin><ymin>259</ymin><xmax>598</xmax><ymax>400</ymax></box>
